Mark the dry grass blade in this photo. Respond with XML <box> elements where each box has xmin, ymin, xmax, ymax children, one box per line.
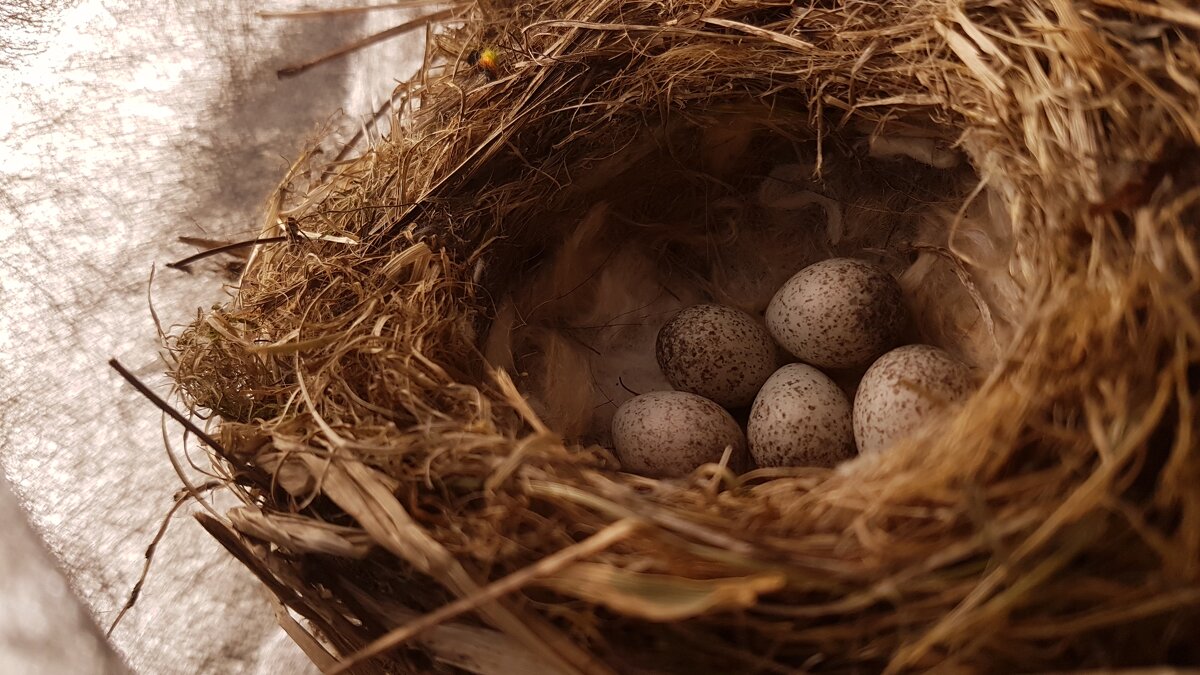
<box><xmin>227</xmin><ymin>506</ymin><xmax>374</xmax><ymax>558</ymax></box>
<box><xmin>700</xmin><ymin>18</ymin><xmax>816</xmax><ymax>52</ymax></box>
<box><xmin>329</xmin><ymin>519</ymin><xmax>637</xmax><ymax>674</ymax></box>
<box><xmin>340</xmin><ymin>584</ymin><xmax>574</xmax><ymax>675</ymax></box>
<box><xmin>1091</xmin><ymin>0</ymin><xmax>1200</xmax><ymax>29</ymax></box>
<box><xmin>295</xmin><ymin>454</ymin><xmax>614</xmax><ymax>675</ymax></box>
<box><xmin>537</xmin><ymin>563</ymin><xmax>785</xmax><ymax>622</ymax></box>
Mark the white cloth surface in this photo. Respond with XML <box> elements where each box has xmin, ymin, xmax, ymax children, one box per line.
<box><xmin>0</xmin><ymin>1</ymin><xmax>424</xmax><ymax>672</ymax></box>
<box><xmin>0</xmin><ymin>472</ymin><xmax>128</xmax><ymax>674</ymax></box>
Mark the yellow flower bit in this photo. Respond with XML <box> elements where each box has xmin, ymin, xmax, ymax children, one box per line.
<box><xmin>468</xmin><ymin>47</ymin><xmax>500</xmax><ymax>79</ymax></box>
<box><xmin>478</xmin><ymin>48</ymin><xmax>498</xmax><ymax>71</ymax></box>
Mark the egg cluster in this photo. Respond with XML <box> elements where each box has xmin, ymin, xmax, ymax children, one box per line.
<box><xmin>612</xmin><ymin>257</ymin><xmax>975</xmax><ymax>477</ymax></box>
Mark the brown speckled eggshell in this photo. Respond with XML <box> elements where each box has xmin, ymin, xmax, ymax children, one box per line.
<box><xmin>656</xmin><ymin>304</ymin><xmax>777</xmax><ymax>408</ymax></box>
<box><xmin>747</xmin><ymin>364</ymin><xmax>856</xmax><ymax>468</ymax></box>
<box><xmin>853</xmin><ymin>345</ymin><xmax>974</xmax><ymax>455</ymax></box>
<box><xmin>612</xmin><ymin>391</ymin><xmax>746</xmax><ymax>478</ymax></box>
<box><xmin>766</xmin><ymin>258</ymin><xmax>907</xmax><ymax>369</ymax></box>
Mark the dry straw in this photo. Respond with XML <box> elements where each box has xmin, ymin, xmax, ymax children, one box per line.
<box><xmin>167</xmin><ymin>0</ymin><xmax>1200</xmax><ymax>672</ymax></box>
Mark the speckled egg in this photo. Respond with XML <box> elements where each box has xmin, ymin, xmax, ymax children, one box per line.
<box><xmin>747</xmin><ymin>364</ymin><xmax>856</xmax><ymax>468</ymax></box>
<box><xmin>765</xmin><ymin>258</ymin><xmax>907</xmax><ymax>369</ymax></box>
<box><xmin>656</xmin><ymin>304</ymin><xmax>777</xmax><ymax>408</ymax></box>
<box><xmin>853</xmin><ymin>345</ymin><xmax>974</xmax><ymax>455</ymax></box>
<box><xmin>612</xmin><ymin>391</ymin><xmax>746</xmax><ymax>478</ymax></box>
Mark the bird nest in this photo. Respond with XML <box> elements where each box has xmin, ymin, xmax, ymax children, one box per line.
<box><xmin>167</xmin><ymin>1</ymin><xmax>1200</xmax><ymax>672</ymax></box>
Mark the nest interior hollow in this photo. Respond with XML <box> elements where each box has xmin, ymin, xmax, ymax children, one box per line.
<box><xmin>484</xmin><ymin>124</ymin><xmax>1013</xmax><ymax>448</ymax></box>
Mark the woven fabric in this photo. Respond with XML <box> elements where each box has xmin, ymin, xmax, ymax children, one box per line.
<box><xmin>0</xmin><ymin>2</ymin><xmax>423</xmax><ymax>672</ymax></box>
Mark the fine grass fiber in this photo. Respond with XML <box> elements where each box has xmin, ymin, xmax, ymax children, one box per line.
<box><xmin>168</xmin><ymin>1</ymin><xmax>1200</xmax><ymax>672</ymax></box>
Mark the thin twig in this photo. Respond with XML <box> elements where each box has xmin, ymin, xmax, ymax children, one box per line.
<box><xmin>105</xmin><ymin>496</ymin><xmax>187</xmax><ymax>636</ymax></box>
<box><xmin>258</xmin><ymin>1</ymin><xmax>443</xmax><ymax>19</ymax></box>
<box><xmin>325</xmin><ymin>94</ymin><xmax>398</xmax><ymax>179</ymax></box>
<box><xmin>107</xmin><ymin>359</ymin><xmax>230</xmax><ymax>458</ymax></box>
<box><xmin>167</xmin><ymin>236</ymin><xmax>288</xmax><ymax>271</ymax></box>
<box><xmin>277</xmin><ymin>8</ymin><xmax>458</xmax><ymax>79</ymax></box>
<box><xmin>106</xmin><ymin>480</ymin><xmax>220</xmax><ymax>637</ymax></box>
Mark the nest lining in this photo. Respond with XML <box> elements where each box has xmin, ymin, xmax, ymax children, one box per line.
<box><xmin>168</xmin><ymin>1</ymin><xmax>1200</xmax><ymax>673</ymax></box>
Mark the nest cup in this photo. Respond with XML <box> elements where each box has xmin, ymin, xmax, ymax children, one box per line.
<box><xmin>170</xmin><ymin>1</ymin><xmax>1200</xmax><ymax>673</ymax></box>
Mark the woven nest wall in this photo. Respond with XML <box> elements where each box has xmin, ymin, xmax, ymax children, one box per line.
<box><xmin>170</xmin><ymin>1</ymin><xmax>1200</xmax><ymax>673</ymax></box>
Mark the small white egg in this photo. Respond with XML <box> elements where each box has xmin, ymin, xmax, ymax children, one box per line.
<box><xmin>766</xmin><ymin>258</ymin><xmax>907</xmax><ymax>369</ymax></box>
<box><xmin>853</xmin><ymin>345</ymin><xmax>974</xmax><ymax>455</ymax></box>
<box><xmin>747</xmin><ymin>364</ymin><xmax>855</xmax><ymax>468</ymax></box>
<box><xmin>656</xmin><ymin>304</ymin><xmax>777</xmax><ymax>408</ymax></box>
<box><xmin>612</xmin><ymin>391</ymin><xmax>746</xmax><ymax>478</ymax></box>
